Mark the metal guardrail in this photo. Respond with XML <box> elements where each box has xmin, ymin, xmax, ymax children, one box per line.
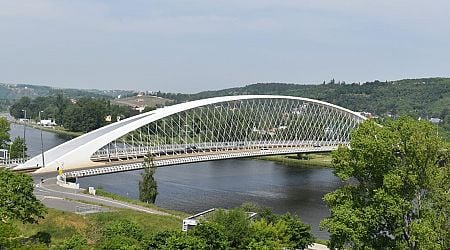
<box><xmin>0</xmin><ymin>157</ymin><xmax>30</xmax><ymax>168</ymax></box>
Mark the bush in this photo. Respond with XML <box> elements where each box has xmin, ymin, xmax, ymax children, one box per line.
<box><xmin>56</xmin><ymin>234</ymin><xmax>88</xmax><ymax>250</ymax></box>
<box><xmin>189</xmin><ymin>222</ymin><xmax>229</xmax><ymax>250</ymax></box>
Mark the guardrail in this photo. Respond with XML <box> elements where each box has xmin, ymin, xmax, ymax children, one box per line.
<box><xmin>90</xmin><ymin>140</ymin><xmax>346</xmax><ymax>162</ymax></box>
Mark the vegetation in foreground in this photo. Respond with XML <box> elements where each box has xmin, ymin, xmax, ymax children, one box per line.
<box><xmin>321</xmin><ymin>117</ymin><xmax>450</xmax><ymax>249</ymax></box>
<box><xmin>258</xmin><ymin>153</ymin><xmax>332</xmax><ymax>168</ymax></box>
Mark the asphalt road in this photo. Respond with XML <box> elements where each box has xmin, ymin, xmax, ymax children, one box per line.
<box><xmin>33</xmin><ymin>175</ymin><xmax>170</xmax><ymax>216</ymax></box>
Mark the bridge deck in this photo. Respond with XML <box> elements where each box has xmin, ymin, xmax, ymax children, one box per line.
<box><xmin>63</xmin><ymin>145</ymin><xmax>335</xmax><ymax>178</ymax></box>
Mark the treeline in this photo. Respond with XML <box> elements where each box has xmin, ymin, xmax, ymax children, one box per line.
<box><xmin>157</xmin><ymin>77</ymin><xmax>450</xmax><ymax>122</ymax></box>
<box><xmin>9</xmin><ymin>94</ymin><xmax>133</xmax><ymax>132</ymax></box>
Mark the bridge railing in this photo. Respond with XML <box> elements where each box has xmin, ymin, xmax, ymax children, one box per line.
<box><xmin>0</xmin><ymin>157</ymin><xmax>31</xmax><ymax>168</ymax></box>
<box><xmin>90</xmin><ymin>140</ymin><xmax>348</xmax><ymax>162</ymax></box>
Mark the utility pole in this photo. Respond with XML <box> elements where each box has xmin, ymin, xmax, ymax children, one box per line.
<box><xmin>39</xmin><ymin>111</ymin><xmax>45</xmax><ymax>168</ymax></box>
<box><xmin>21</xmin><ymin>109</ymin><xmax>26</xmax><ymax>159</ymax></box>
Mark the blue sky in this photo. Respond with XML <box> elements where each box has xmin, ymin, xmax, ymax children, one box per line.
<box><xmin>1</xmin><ymin>0</ymin><xmax>449</xmax><ymax>93</ymax></box>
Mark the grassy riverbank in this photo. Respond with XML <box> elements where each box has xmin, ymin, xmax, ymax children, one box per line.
<box><xmin>34</xmin><ymin>125</ymin><xmax>83</xmax><ymax>138</ymax></box>
<box><xmin>92</xmin><ymin>187</ymin><xmax>188</xmax><ymax>218</ymax></box>
<box><xmin>258</xmin><ymin>153</ymin><xmax>332</xmax><ymax>168</ymax></box>
<box><xmin>11</xmin><ymin>120</ymin><xmax>83</xmax><ymax>138</ymax></box>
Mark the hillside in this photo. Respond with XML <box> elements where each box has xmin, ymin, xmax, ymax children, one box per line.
<box><xmin>0</xmin><ymin>83</ymin><xmax>135</xmax><ymax>100</ymax></box>
<box><xmin>111</xmin><ymin>95</ymin><xmax>172</xmax><ymax>109</ymax></box>
<box><xmin>158</xmin><ymin>78</ymin><xmax>450</xmax><ymax>119</ymax></box>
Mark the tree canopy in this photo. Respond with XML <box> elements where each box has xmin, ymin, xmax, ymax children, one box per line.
<box><xmin>0</xmin><ymin>169</ymin><xmax>46</xmax><ymax>224</ymax></box>
<box><xmin>0</xmin><ymin>117</ymin><xmax>10</xmax><ymax>149</ymax></box>
<box><xmin>321</xmin><ymin>117</ymin><xmax>450</xmax><ymax>249</ymax></box>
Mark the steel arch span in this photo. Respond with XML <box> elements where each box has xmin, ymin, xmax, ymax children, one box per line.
<box><xmin>17</xmin><ymin>95</ymin><xmax>366</xmax><ymax>173</ymax></box>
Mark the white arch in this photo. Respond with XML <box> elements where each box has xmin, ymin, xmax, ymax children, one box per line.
<box><xmin>16</xmin><ymin>95</ymin><xmax>366</xmax><ymax>173</ymax></box>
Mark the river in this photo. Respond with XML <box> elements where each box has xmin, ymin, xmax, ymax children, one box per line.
<box><xmin>11</xmin><ymin>124</ymin><xmax>341</xmax><ymax>239</ymax></box>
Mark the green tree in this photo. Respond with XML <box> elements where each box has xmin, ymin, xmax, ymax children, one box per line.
<box><xmin>188</xmin><ymin>222</ymin><xmax>229</xmax><ymax>250</ymax></box>
<box><xmin>139</xmin><ymin>155</ymin><xmax>158</xmax><ymax>203</ymax></box>
<box><xmin>321</xmin><ymin>117</ymin><xmax>450</xmax><ymax>249</ymax></box>
<box><xmin>9</xmin><ymin>137</ymin><xmax>27</xmax><ymax>159</ymax></box>
<box><xmin>208</xmin><ymin>209</ymin><xmax>251</xmax><ymax>249</ymax></box>
<box><xmin>9</xmin><ymin>96</ymin><xmax>31</xmax><ymax>119</ymax></box>
<box><xmin>0</xmin><ymin>169</ymin><xmax>46</xmax><ymax>224</ymax></box>
<box><xmin>163</xmin><ymin>233</ymin><xmax>207</xmax><ymax>250</ymax></box>
<box><xmin>55</xmin><ymin>92</ymin><xmax>67</xmax><ymax>125</ymax></box>
<box><xmin>279</xmin><ymin>213</ymin><xmax>314</xmax><ymax>250</ymax></box>
<box><xmin>56</xmin><ymin>234</ymin><xmax>88</xmax><ymax>250</ymax></box>
<box><xmin>0</xmin><ymin>117</ymin><xmax>10</xmax><ymax>149</ymax></box>
<box><xmin>247</xmin><ymin>219</ymin><xmax>290</xmax><ymax>250</ymax></box>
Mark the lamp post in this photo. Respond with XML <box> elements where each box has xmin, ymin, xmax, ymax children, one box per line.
<box><xmin>21</xmin><ymin>109</ymin><xmax>26</xmax><ymax>159</ymax></box>
<box><xmin>39</xmin><ymin>111</ymin><xmax>45</xmax><ymax>168</ymax></box>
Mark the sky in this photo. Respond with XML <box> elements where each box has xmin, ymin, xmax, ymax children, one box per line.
<box><xmin>1</xmin><ymin>0</ymin><xmax>449</xmax><ymax>93</ymax></box>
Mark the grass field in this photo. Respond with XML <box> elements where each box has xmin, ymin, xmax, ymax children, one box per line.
<box><xmin>12</xmin><ymin>207</ymin><xmax>183</xmax><ymax>248</ymax></box>
<box><xmin>258</xmin><ymin>153</ymin><xmax>333</xmax><ymax>168</ymax></box>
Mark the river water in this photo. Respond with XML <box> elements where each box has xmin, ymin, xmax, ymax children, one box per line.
<box><xmin>11</xmin><ymin>124</ymin><xmax>341</xmax><ymax>239</ymax></box>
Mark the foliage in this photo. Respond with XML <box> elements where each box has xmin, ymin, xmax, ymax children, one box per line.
<box><xmin>0</xmin><ymin>169</ymin><xmax>46</xmax><ymax>224</ymax></box>
<box><xmin>208</xmin><ymin>208</ymin><xmax>251</xmax><ymax>249</ymax></box>
<box><xmin>0</xmin><ymin>117</ymin><xmax>10</xmax><ymax>149</ymax></box>
<box><xmin>0</xmin><ymin>222</ymin><xmax>20</xmax><ymax>248</ymax></box>
<box><xmin>9</xmin><ymin>136</ymin><xmax>27</xmax><ymax>159</ymax></box>
<box><xmin>321</xmin><ymin>117</ymin><xmax>450</xmax><ymax>249</ymax></box>
<box><xmin>139</xmin><ymin>155</ymin><xmax>158</xmax><ymax>203</ymax></box>
<box><xmin>147</xmin><ymin>230</ymin><xmax>179</xmax><ymax>249</ymax></box>
<box><xmin>9</xmin><ymin>94</ymin><xmax>131</xmax><ymax>133</ymax></box>
<box><xmin>55</xmin><ymin>234</ymin><xmax>88</xmax><ymax>250</ymax></box>
<box><xmin>102</xmin><ymin>219</ymin><xmax>144</xmax><ymax>242</ymax></box>
<box><xmin>188</xmin><ymin>222</ymin><xmax>229</xmax><ymax>249</ymax></box>
<box><xmin>241</xmin><ymin>203</ymin><xmax>314</xmax><ymax>249</ymax></box>
<box><xmin>248</xmin><ymin>219</ymin><xmax>289</xmax><ymax>250</ymax></box>
<box><xmin>163</xmin><ymin>232</ymin><xmax>207</xmax><ymax>250</ymax></box>
<box><xmin>99</xmin><ymin>235</ymin><xmax>142</xmax><ymax>250</ymax></box>
<box><xmin>99</xmin><ymin>219</ymin><xmax>144</xmax><ymax>249</ymax></box>
<box><xmin>158</xmin><ymin>78</ymin><xmax>450</xmax><ymax>139</ymax></box>
<box><xmin>279</xmin><ymin>213</ymin><xmax>314</xmax><ymax>250</ymax></box>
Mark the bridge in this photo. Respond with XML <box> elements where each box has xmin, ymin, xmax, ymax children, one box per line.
<box><xmin>16</xmin><ymin>95</ymin><xmax>366</xmax><ymax>175</ymax></box>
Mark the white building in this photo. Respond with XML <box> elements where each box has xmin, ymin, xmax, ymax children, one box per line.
<box><xmin>38</xmin><ymin>119</ymin><xmax>57</xmax><ymax>126</ymax></box>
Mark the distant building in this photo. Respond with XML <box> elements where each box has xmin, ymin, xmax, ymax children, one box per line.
<box><xmin>134</xmin><ymin>106</ymin><xmax>145</xmax><ymax>113</ymax></box>
<box><xmin>38</xmin><ymin>119</ymin><xmax>56</xmax><ymax>126</ymax></box>
<box><xmin>429</xmin><ymin>117</ymin><xmax>442</xmax><ymax>124</ymax></box>
<box><xmin>357</xmin><ymin>112</ymin><xmax>375</xmax><ymax>118</ymax></box>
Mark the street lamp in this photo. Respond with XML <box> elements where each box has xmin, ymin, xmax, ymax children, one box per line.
<box><xmin>39</xmin><ymin>111</ymin><xmax>45</xmax><ymax>168</ymax></box>
<box><xmin>21</xmin><ymin>109</ymin><xmax>26</xmax><ymax>159</ymax></box>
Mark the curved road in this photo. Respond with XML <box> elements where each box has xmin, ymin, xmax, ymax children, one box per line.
<box><xmin>33</xmin><ymin>175</ymin><xmax>170</xmax><ymax>216</ymax></box>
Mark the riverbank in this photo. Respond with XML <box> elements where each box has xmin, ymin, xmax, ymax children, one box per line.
<box><xmin>257</xmin><ymin>153</ymin><xmax>332</xmax><ymax>168</ymax></box>
<box><xmin>89</xmin><ymin>187</ymin><xmax>188</xmax><ymax>218</ymax></box>
<box><xmin>11</xmin><ymin>120</ymin><xmax>82</xmax><ymax>138</ymax></box>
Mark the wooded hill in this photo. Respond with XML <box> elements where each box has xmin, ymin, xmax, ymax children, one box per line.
<box><xmin>159</xmin><ymin>78</ymin><xmax>450</xmax><ymax>120</ymax></box>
